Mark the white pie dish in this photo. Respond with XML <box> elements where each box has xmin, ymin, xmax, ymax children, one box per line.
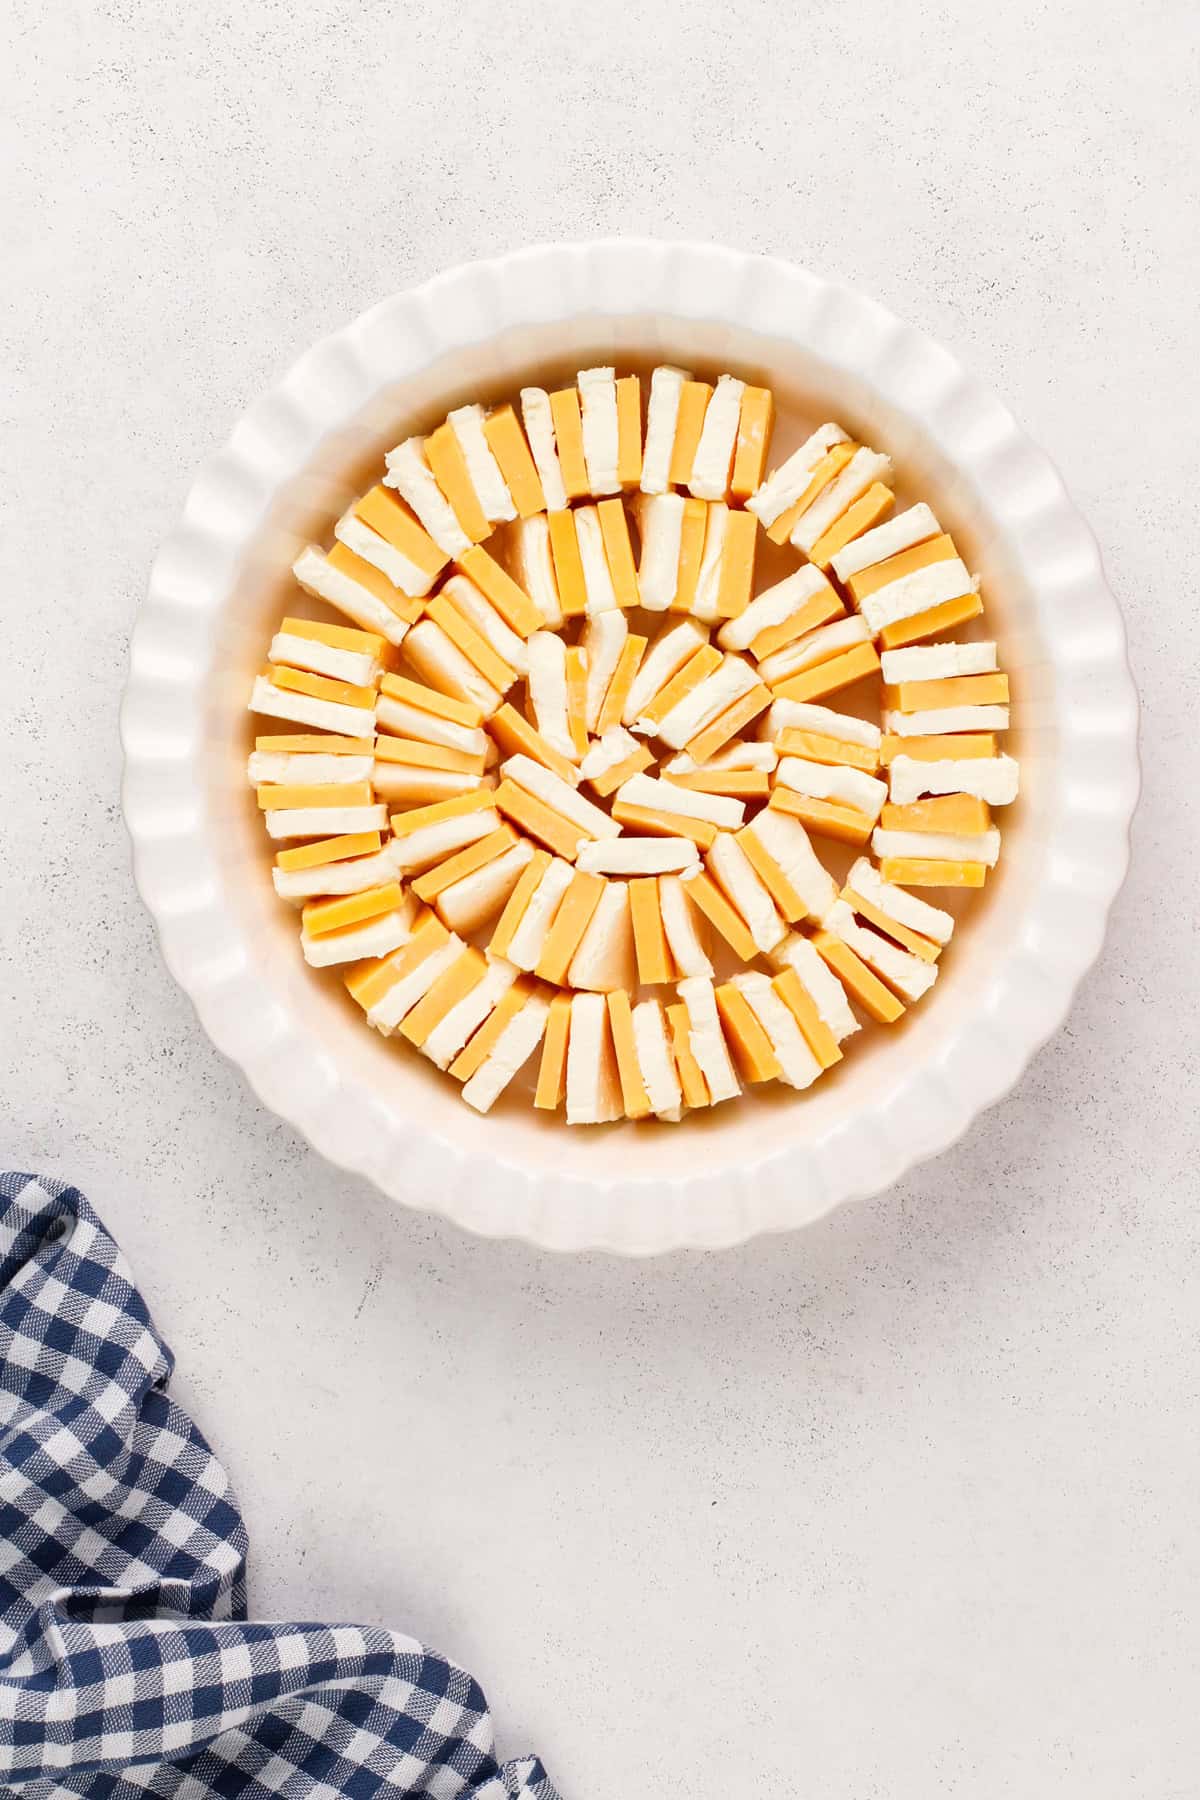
<box><xmin>120</xmin><ymin>239</ymin><xmax>1138</xmax><ymax>1255</ymax></box>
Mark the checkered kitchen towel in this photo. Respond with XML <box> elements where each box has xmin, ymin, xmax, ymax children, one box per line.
<box><xmin>0</xmin><ymin>1172</ymin><xmax>559</xmax><ymax>1799</ymax></box>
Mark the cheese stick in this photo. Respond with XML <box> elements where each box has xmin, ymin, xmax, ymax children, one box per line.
<box><xmin>300</xmin><ymin>893</ymin><xmax>418</xmax><ymax>968</ymax></box>
<box><xmin>292</xmin><ymin>545</ymin><xmax>418</xmax><ymax>647</ymax></box>
<box><xmin>636</xmin><ymin>492</ymin><xmax>686</xmax><ymax>611</ymax></box>
<box><xmin>578</xmin><ymin>366</ymin><xmax>621</xmax><ymax>495</ymax></box>
<box><xmin>565</xmin><ymin>992</ymin><xmax>624</xmax><ymax>1124</ymax></box>
<box><xmin>730</xmin><ymin>971</ymin><xmax>822</xmax><ymax>1090</ymax></box>
<box><xmin>567</xmin><ymin>880</ymin><xmax>636</xmax><ymax>992</ymax></box>
<box><xmin>447</xmin><ymin>403</ymin><xmax>517</xmax><ymax>525</ymax></box>
<box><xmin>822</xmin><ymin>899</ymin><xmax>938</xmax><ymax>1002</ymax></box>
<box><xmin>460</xmin><ymin>990</ymin><xmax>552</xmax><ymax>1114</ymax></box>
<box><xmin>249</xmin><ymin>670</ymin><xmax>376</xmax><ymax>739</ymax></box>
<box><xmin>576</xmin><ymin>837</ymin><xmax>700</xmax><ymax>877</ymax></box>
<box><xmin>583</xmin><ymin>611</ymin><xmax>628</xmax><ymax>732</ymax></box>
<box><xmin>632</xmin><ymin>998</ymin><xmax>684</xmax><ymax>1120</ymax></box>
<box><xmin>844</xmin><ymin>857</ymin><xmax>954</xmax><ymax>948</ymax></box>
<box><xmin>688</xmin><ymin>373</ymin><xmax>744</xmax><ymax>500</ymax></box>
<box><xmin>640</xmin><ymin>365</ymin><xmax>690</xmax><ymax>495</ymax></box>
<box><xmin>767</xmin><ymin>932</ymin><xmax>860</xmax><ymax>1043</ymax></box>
<box><xmin>717</xmin><ymin>564</ymin><xmax>841</xmax><ymax>656</ymax></box>
<box><xmin>746</xmin><ymin>423</ymin><xmax>850</xmax><ymax>528</ymax></box>
<box><xmin>403</xmin><ymin>619</ymin><xmax>503</xmax><ymax>717</ymax></box>
<box><xmin>511</xmin><ymin>513</ymin><xmax>563</xmax><ymax>628</ymax></box>
<box><xmin>676</xmin><ymin>977</ymin><xmax>741</xmax><ymax>1105</ymax></box>
<box><xmin>706</xmin><ymin>831</ymin><xmax>787</xmax><ymax>953</ymax></box>
<box><xmin>658</xmin><ymin>874</ymin><xmax>714</xmax><ymax>978</ymax></box>
<box><xmin>519</xmin><ymin>388</ymin><xmax>568</xmax><ymax>512</ymax></box>
<box><xmin>888</xmin><ymin>752</ymin><xmax>1020</xmax><ymax>807</ymax></box>
<box><xmin>623</xmin><ymin>618</ymin><xmax>709</xmax><ymax>724</ymax></box>
<box><xmin>383</xmin><ymin>437</ymin><xmax>473</xmax><ymax>557</ymax></box>
<box><xmin>775</xmin><ymin>756</ymin><xmax>888</xmax><ymax>823</ymax></box>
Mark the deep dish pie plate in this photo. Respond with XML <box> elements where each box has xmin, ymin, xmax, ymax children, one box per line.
<box><xmin>120</xmin><ymin>240</ymin><xmax>1139</xmax><ymax>1254</ymax></box>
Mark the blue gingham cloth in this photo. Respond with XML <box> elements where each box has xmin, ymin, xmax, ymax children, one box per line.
<box><xmin>0</xmin><ymin>1172</ymin><xmax>558</xmax><ymax>1800</ymax></box>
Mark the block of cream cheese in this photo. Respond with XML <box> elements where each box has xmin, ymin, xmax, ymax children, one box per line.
<box><xmin>717</xmin><ymin>565</ymin><xmax>841</xmax><ymax>657</ymax></box>
<box><xmin>248</xmin><ymin>745</ymin><xmax>375</xmax><ymax>788</ymax></box>
<box><xmin>574</xmin><ymin>503</ymin><xmax>620</xmax><ymax>614</ymax></box>
<box><xmin>888</xmin><ymin>751</ymin><xmax>1020</xmax><ymax>807</ymax></box>
<box><xmin>746</xmin><ymin>423</ymin><xmax>850</xmax><ymax>529</ymax></box>
<box><xmin>658</xmin><ymin>874</ymin><xmax>714</xmax><ymax>978</ymax></box>
<box><xmin>502</xmin><ymin>753</ymin><xmax>622</xmax><ymax>840</ymax></box>
<box><xmin>524</xmin><ymin>630</ymin><xmax>577</xmax><ymax>763</ymax></box>
<box><xmin>635</xmin><ymin>492</ymin><xmax>686</xmax><ymax>611</ymax></box>
<box><xmin>440</xmin><ymin>573</ymin><xmax>529</xmax><ymax>676</ymax></box>
<box><xmin>576</xmin><ymin>836</ymin><xmax>701</xmax><ymax>876</ymax></box>
<box><xmin>871</xmin><ymin>826</ymin><xmax>1002</xmax><ymax>867</ymax></box>
<box><xmin>583</xmin><ymin>611</ymin><xmax>628</xmax><ymax>731</ymax></box>
<box><xmin>640</xmin><ymin>365</ymin><xmax>691</xmax><ymax>495</ymax></box>
<box><xmin>577</xmin><ymin>725</ymin><xmax>654</xmax><ymax>797</ymax></box>
<box><xmin>261</xmin><ymin>786</ymin><xmax>388</xmax><ymax>841</ymax></box>
<box><xmin>519</xmin><ymin>387</ymin><xmax>568</xmax><ymax>512</ymax></box>
<box><xmin>349</xmin><ymin>919</ymin><xmax>457</xmax><ymax>1034</ymax></box>
<box><xmin>880</xmin><ymin>640</ymin><xmax>998</xmax><ymax>684</ymax></box>
<box><xmin>648</xmin><ymin>653</ymin><xmax>761</xmax><ymax>751</ymax></box>
<box><xmin>688</xmin><ymin>373</ymin><xmax>744</xmax><ymax>500</ymax></box>
<box><xmin>375</xmin><ymin>675</ymin><xmax>489</xmax><ymax>758</ymax></box>
<box><xmin>272</xmin><ymin>837</ymin><xmax>399</xmax><ymax>903</ymax></box>
<box><xmin>884</xmin><ymin>705</ymin><xmax>1010</xmax><ymax>737</ymax></box>
<box><xmin>632</xmin><ymin>998</ymin><xmax>684</xmax><ymax>1120</ymax></box>
<box><xmin>567</xmin><ymin>880</ymin><xmax>636</xmax><ymax>992</ymax></box>
<box><xmin>436</xmin><ymin>839</ymin><xmax>535</xmax><ymax>935</ymax></box>
<box><xmin>757</xmin><ymin>616</ymin><xmax>872</xmax><ymax>690</ymax></box>
<box><xmin>614</xmin><ymin>772</ymin><xmax>746</xmax><ymax>833</ymax></box>
<box><xmin>391</xmin><ymin>805</ymin><xmax>502</xmax><ymax>877</ymax></box>
<box><xmin>858</xmin><ymin>554</ymin><xmax>979</xmax><ymax>637</ymax></box>
<box><xmin>421</xmin><ymin>958</ymin><xmax>520</xmax><ymax>1072</ymax></box>
<box><xmin>666</xmin><ymin>739</ymin><xmax>777</xmax><ymax>775</ymax></box>
<box><xmin>686</xmin><ymin>502</ymin><xmax>729</xmax><ymax>624</ymax></box>
<box><xmin>503</xmin><ymin>856</ymin><xmax>576</xmax><ymax>972</ymax></box>
<box><xmin>336</xmin><ymin>490</ymin><xmax>446</xmax><ymax>598</ymax></box>
<box><xmin>511</xmin><ymin>514</ymin><xmax>563</xmax><ymax>628</ymax></box>
<box><xmin>565</xmin><ymin>991</ymin><xmax>623</xmax><ymax>1124</ymax></box>
<box><xmin>578</xmin><ymin>366</ymin><xmax>621</xmax><ymax>495</ymax></box>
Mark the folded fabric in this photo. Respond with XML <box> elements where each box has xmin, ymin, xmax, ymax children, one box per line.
<box><xmin>0</xmin><ymin>1172</ymin><xmax>559</xmax><ymax>1800</ymax></box>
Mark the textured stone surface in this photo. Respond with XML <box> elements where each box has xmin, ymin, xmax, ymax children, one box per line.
<box><xmin>3</xmin><ymin>3</ymin><xmax>1197</xmax><ymax>1795</ymax></box>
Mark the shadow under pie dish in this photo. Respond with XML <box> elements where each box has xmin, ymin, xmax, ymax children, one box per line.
<box><xmin>122</xmin><ymin>243</ymin><xmax>1137</xmax><ymax>1250</ymax></box>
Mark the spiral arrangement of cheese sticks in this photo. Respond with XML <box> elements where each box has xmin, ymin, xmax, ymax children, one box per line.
<box><xmin>248</xmin><ymin>367</ymin><xmax>1018</xmax><ymax>1120</ymax></box>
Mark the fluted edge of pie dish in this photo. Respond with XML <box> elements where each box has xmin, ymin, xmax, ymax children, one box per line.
<box><xmin>120</xmin><ymin>239</ymin><xmax>1140</xmax><ymax>1255</ymax></box>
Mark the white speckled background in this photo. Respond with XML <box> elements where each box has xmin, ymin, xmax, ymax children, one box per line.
<box><xmin>4</xmin><ymin>2</ymin><xmax>1198</xmax><ymax>1794</ymax></box>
